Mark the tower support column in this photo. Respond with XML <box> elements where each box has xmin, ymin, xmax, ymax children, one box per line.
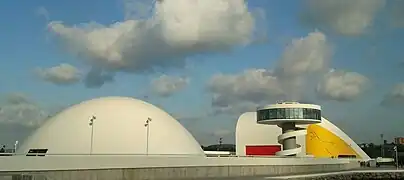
<box><xmin>281</xmin><ymin>122</ymin><xmax>297</xmax><ymax>156</ymax></box>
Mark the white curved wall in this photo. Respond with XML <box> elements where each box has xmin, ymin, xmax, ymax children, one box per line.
<box><xmin>235</xmin><ymin>112</ymin><xmax>280</xmax><ymax>156</ymax></box>
<box><xmin>18</xmin><ymin>97</ymin><xmax>204</xmax><ymax>156</ymax></box>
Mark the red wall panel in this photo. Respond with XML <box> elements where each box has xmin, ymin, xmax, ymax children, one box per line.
<box><xmin>245</xmin><ymin>145</ymin><xmax>281</xmax><ymax>156</ymax></box>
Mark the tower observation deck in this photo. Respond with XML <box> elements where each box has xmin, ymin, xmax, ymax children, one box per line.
<box><xmin>257</xmin><ymin>102</ymin><xmax>321</xmax><ymax>156</ymax></box>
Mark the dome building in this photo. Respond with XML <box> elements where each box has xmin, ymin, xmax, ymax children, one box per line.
<box><xmin>18</xmin><ymin>97</ymin><xmax>205</xmax><ymax>156</ymax></box>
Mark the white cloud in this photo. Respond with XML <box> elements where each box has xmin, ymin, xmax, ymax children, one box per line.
<box><xmin>34</xmin><ymin>63</ymin><xmax>81</xmax><ymax>85</ymax></box>
<box><xmin>302</xmin><ymin>0</ymin><xmax>385</xmax><ymax>36</ymax></box>
<box><xmin>5</xmin><ymin>93</ymin><xmax>31</xmax><ymax>105</ymax></box>
<box><xmin>381</xmin><ymin>83</ymin><xmax>404</xmax><ymax>106</ymax></box>
<box><xmin>0</xmin><ymin>93</ymin><xmax>49</xmax><ymax>127</ymax></box>
<box><xmin>316</xmin><ymin>69</ymin><xmax>370</xmax><ymax>101</ymax></box>
<box><xmin>47</xmin><ymin>0</ymin><xmax>263</xmax><ymax>87</ymax></box>
<box><xmin>208</xmin><ymin>69</ymin><xmax>284</xmax><ymax>114</ymax></box>
<box><xmin>83</xmin><ymin>67</ymin><xmax>114</xmax><ymax>88</ymax></box>
<box><xmin>150</xmin><ymin>75</ymin><xmax>190</xmax><ymax>97</ymax></box>
<box><xmin>275</xmin><ymin>31</ymin><xmax>332</xmax><ymax>99</ymax></box>
<box><xmin>276</xmin><ymin>31</ymin><xmax>331</xmax><ymax>77</ymax></box>
<box><xmin>207</xmin><ymin>31</ymin><xmax>333</xmax><ymax>114</ymax></box>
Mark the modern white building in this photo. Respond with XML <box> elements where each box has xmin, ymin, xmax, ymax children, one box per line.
<box><xmin>17</xmin><ymin>97</ymin><xmax>370</xmax><ymax>162</ymax></box>
<box><xmin>0</xmin><ymin>98</ymin><xmax>369</xmax><ymax>180</ymax></box>
<box><xmin>235</xmin><ymin>102</ymin><xmax>370</xmax><ymax>161</ymax></box>
<box><xmin>18</xmin><ymin>97</ymin><xmax>205</xmax><ymax>156</ymax></box>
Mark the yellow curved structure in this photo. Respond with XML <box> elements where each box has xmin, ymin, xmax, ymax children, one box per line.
<box><xmin>305</xmin><ymin>117</ymin><xmax>370</xmax><ymax>160</ymax></box>
<box><xmin>306</xmin><ymin>124</ymin><xmax>358</xmax><ymax>158</ymax></box>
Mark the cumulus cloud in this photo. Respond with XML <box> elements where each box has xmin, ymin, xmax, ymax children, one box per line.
<box><xmin>275</xmin><ymin>31</ymin><xmax>332</xmax><ymax>99</ymax></box>
<box><xmin>47</xmin><ymin>0</ymin><xmax>263</xmax><ymax>87</ymax></box>
<box><xmin>34</xmin><ymin>63</ymin><xmax>81</xmax><ymax>85</ymax></box>
<box><xmin>316</xmin><ymin>69</ymin><xmax>370</xmax><ymax>101</ymax></box>
<box><xmin>381</xmin><ymin>83</ymin><xmax>404</xmax><ymax>106</ymax></box>
<box><xmin>302</xmin><ymin>0</ymin><xmax>385</xmax><ymax>36</ymax></box>
<box><xmin>276</xmin><ymin>31</ymin><xmax>331</xmax><ymax>77</ymax></box>
<box><xmin>151</xmin><ymin>75</ymin><xmax>189</xmax><ymax>97</ymax></box>
<box><xmin>207</xmin><ymin>31</ymin><xmax>332</xmax><ymax>114</ymax></box>
<box><xmin>0</xmin><ymin>93</ymin><xmax>49</xmax><ymax>127</ymax></box>
<box><xmin>83</xmin><ymin>67</ymin><xmax>114</xmax><ymax>88</ymax></box>
<box><xmin>208</xmin><ymin>69</ymin><xmax>284</xmax><ymax>114</ymax></box>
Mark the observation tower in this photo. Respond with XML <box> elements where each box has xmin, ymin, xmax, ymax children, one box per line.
<box><xmin>257</xmin><ymin>102</ymin><xmax>321</xmax><ymax>156</ymax></box>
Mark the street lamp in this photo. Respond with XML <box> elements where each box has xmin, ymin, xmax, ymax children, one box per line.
<box><xmin>14</xmin><ymin>141</ymin><xmax>18</xmax><ymax>153</ymax></box>
<box><xmin>89</xmin><ymin>115</ymin><xmax>96</xmax><ymax>155</ymax></box>
<box><xmin>394</xmin><ymin>145</ymin><xmax>398</xmax><ymax>169</ymax></box>
<box><xmin>381</xmin><ymin>134</ymin><xmax>384</xmax><ymax>157</ymax></box>
<box><xmin>217</xmin><ymin>137</ymin><xmax>223</xmax><ymax>151</ymax></box>
<box><xmin>144</xmin><ymin>117</ymin><xmax>152</xmax><ymax>155</ymax></box>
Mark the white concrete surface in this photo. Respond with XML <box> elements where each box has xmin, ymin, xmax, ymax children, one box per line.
<box><xmin>18</xmin><ymin>96</ymin><xmax>204</xmax><ymax>156</ymax></box>
<box><xmin>0</xmin><ymin>155</ymin><xmax>355</xmax><ymax>172</ymax></box>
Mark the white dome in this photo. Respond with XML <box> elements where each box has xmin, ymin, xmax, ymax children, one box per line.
<box><xmin>18</xmin><ymin>97</ymin><xmax>204</xmax><ymax>156</ymax></box>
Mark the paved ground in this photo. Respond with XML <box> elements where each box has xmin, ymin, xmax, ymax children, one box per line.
<box><xmin>202</xmin><ymin>167</ymin><xmax>404</xmax><ymax>180</ymax></box>
<box><xmin>264</xmin><ymin>169</ymin><xmax>404</xmax><ymax>179</ymax></box>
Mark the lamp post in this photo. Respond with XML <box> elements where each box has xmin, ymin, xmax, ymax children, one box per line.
<box><xmin>217</xmin><ymin>137</ymin><xmax>223</xmax><ymax>151</ymax></box>
<box><xmin>89</xmin><ymin>116</ymin><xmax>96</xmax><ymax>155</ymax></box>
<box><xmin>394</xmin><ymin>145</ymin><xmax>399</xmax><ymax>169</ymax></box>
<box><xmin>144</xmin><ymin>117</ymin><xmax>152</xmax><ymax>155</ymax></box>
<box><xmin>14</xmin><ymin>141</ymin><xmax>18</xmax><ymax>153</ymax></box>
<box><xmin>381</xmin><ymin>134</ymin><xmax>384</xmax><ymax>157</ymax></box>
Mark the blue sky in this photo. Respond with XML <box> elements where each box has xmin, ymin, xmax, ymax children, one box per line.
<box><xmin>1</xmin><ymin>0</ymin><xmax>404</xmax><ymax>145</ymax></box>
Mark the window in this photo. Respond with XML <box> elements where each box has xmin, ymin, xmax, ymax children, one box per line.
<box><xmin>285</xmin><ymin>108</ymin><xmax>291</xmax><ymax>119</ymax></box>
<box><xmin>298</xmin><ymin>108</ymin><xmax>304</xmax><ymax>119</ymax></box>
<box><xmin>257</xmin><ymin>109</ymin><xmax>269</xmax><ymax>121</ymax></box>
<box><xmin>304</xmin><ymin>108</ymin><xmax>312</xmax><ymax>119</ymax></box>
<box><xmin>277</xmin><ymin>108</ymin><xmax>285</xmax><ymax>119</ymax></box>
<box><xmin>289</xmin><ymin>108</ymin><xmax>294</xmax><ymax>119</ymax></box>
<box><xmin>294</xmin><ymin>108</ymin><xmax>300</xmax><ymax>119</ymax></box>
<box><xmin>257</xmin><ymin>108</ymin><xmax>322</xmax><ymax>121</ymax></box>
<box><xmin>311</xmin><ymin>109</ymin><xmax>321</xmax><ymax>120</ymax></box>
<box><xmin>26</xmin><ymin>149</ymin><xmax>48</xmax><ymax>156</ymax></box>
<box><xmin>269</xmin><ymin>109</ymin><xmax>277</xmax><ymax>119</ymax></box>
<box><xmin>338</xmin><ymin>155</ymin><xmax>356</xmax><ymax>159</ymax></box>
